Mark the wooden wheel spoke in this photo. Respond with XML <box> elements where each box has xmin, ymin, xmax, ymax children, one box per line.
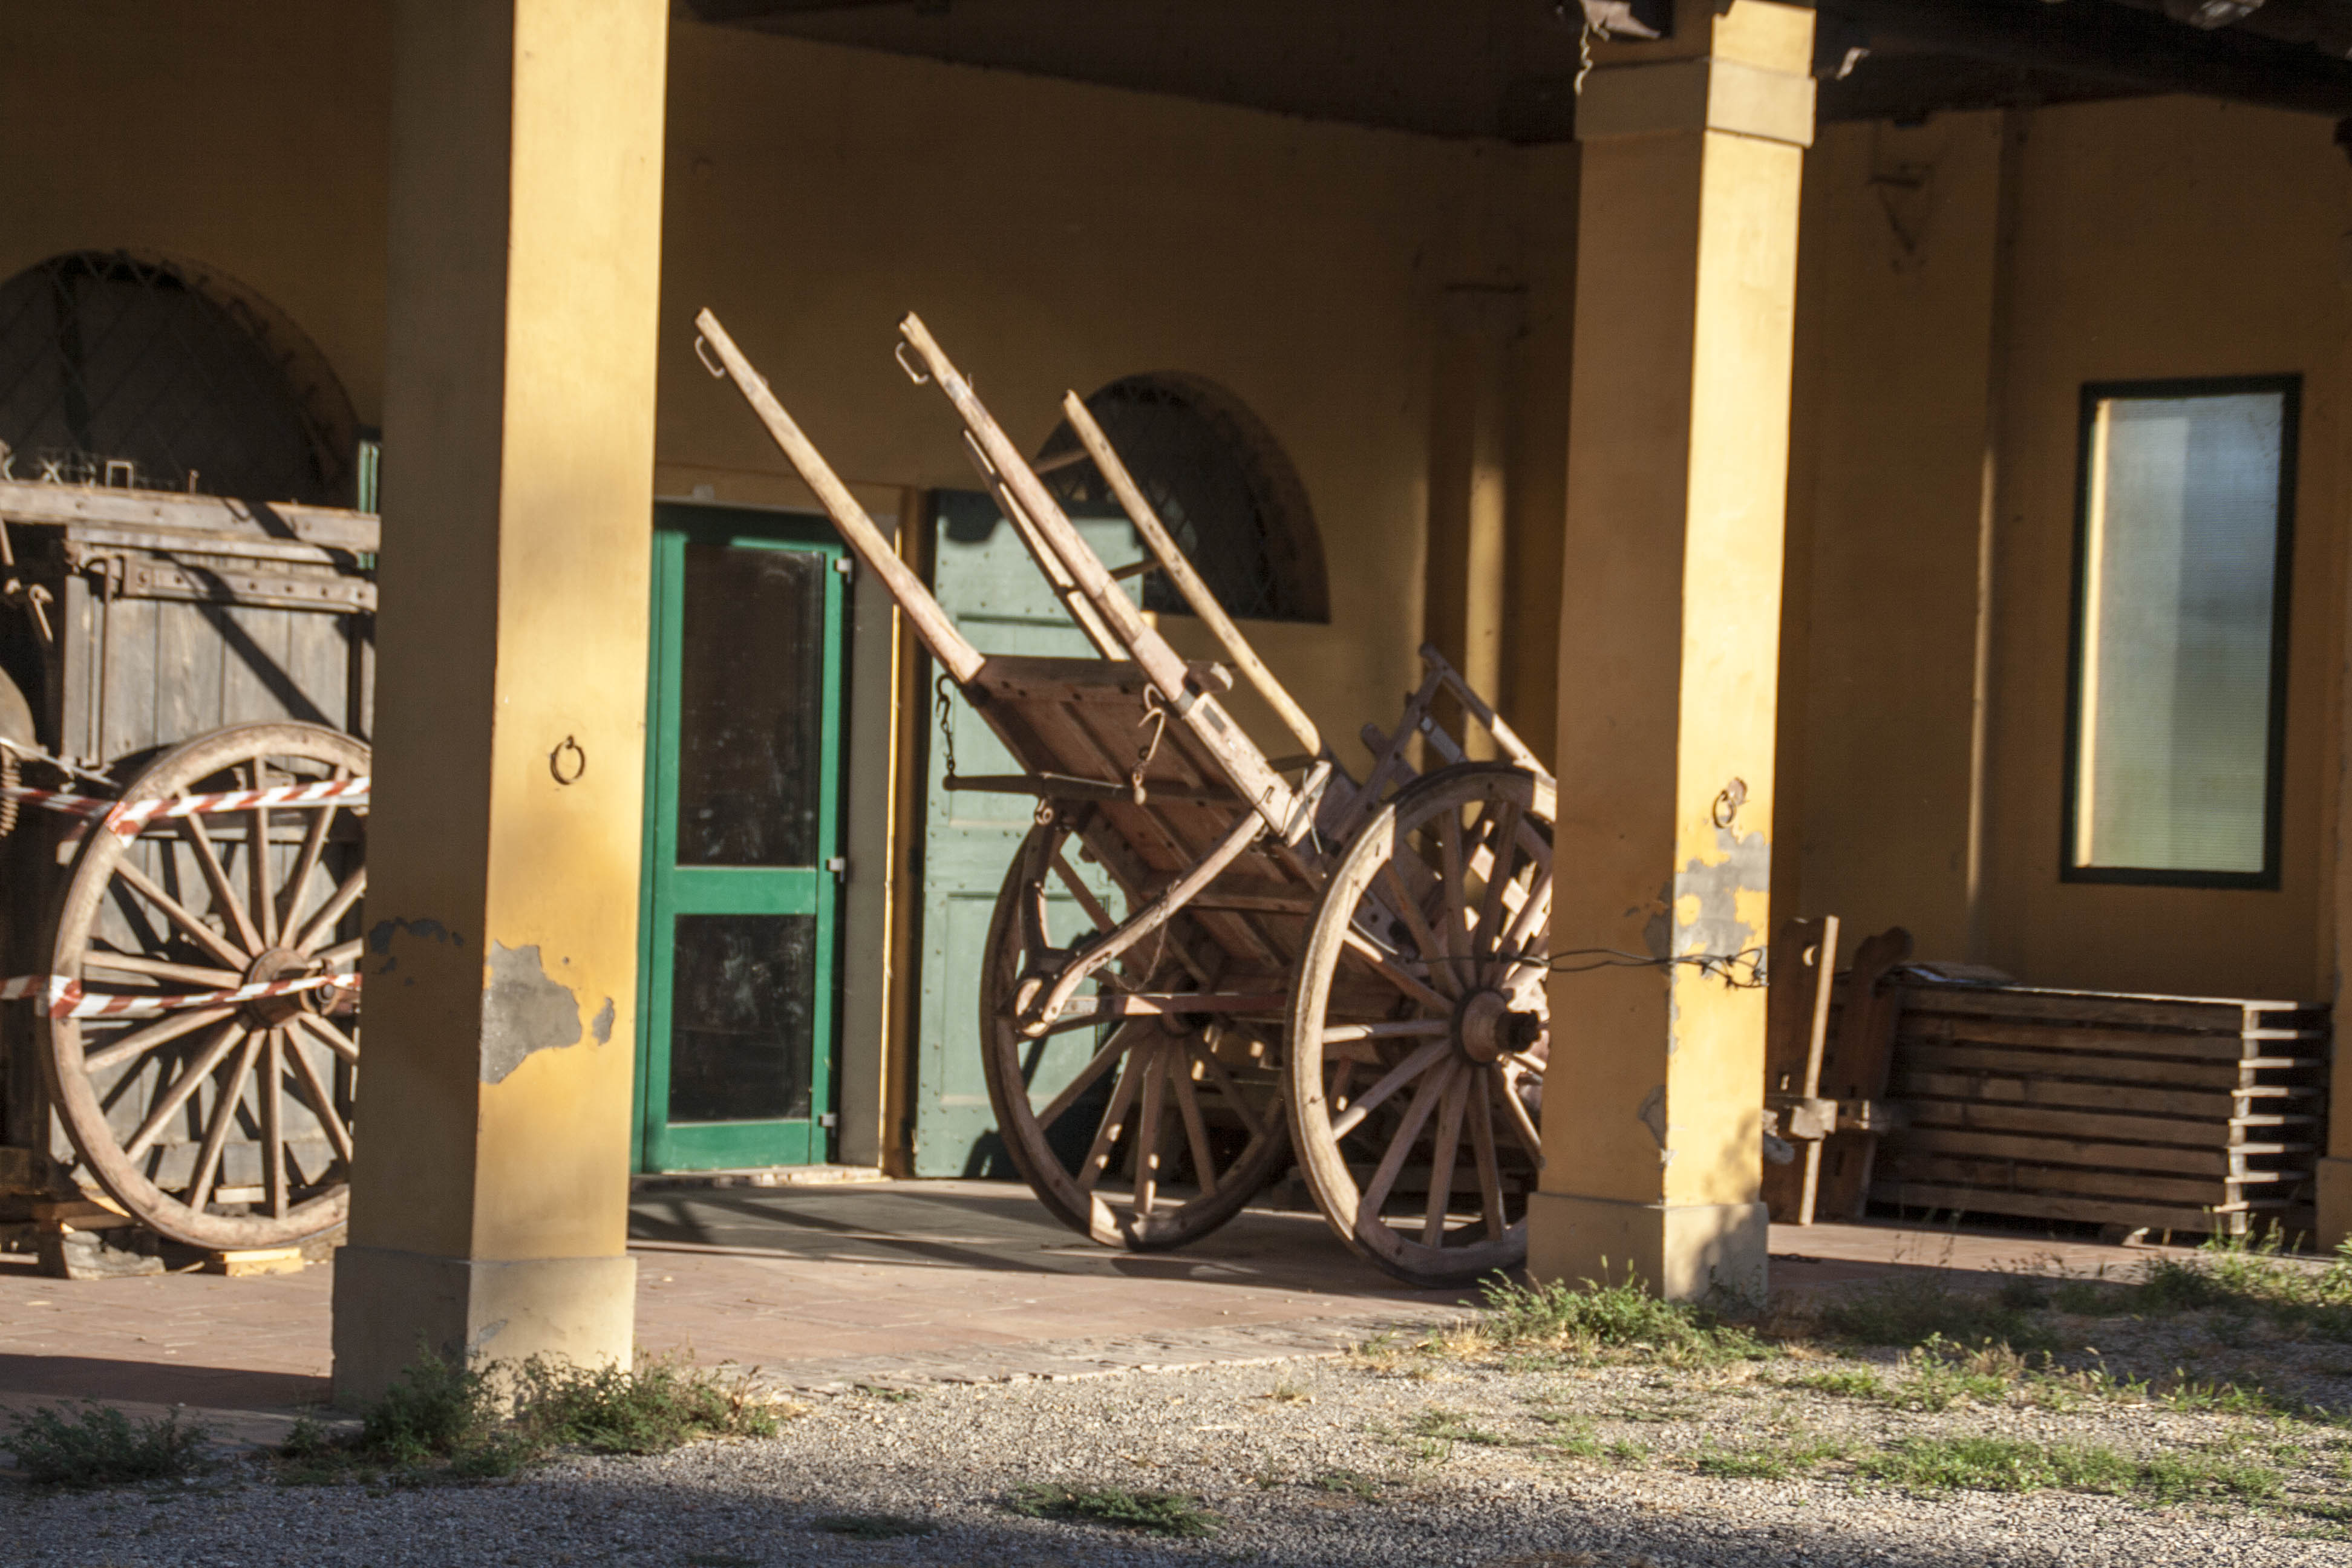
<box><xmin>121</xmin><ymin>1021</ymin><xmax>246</xmax><ymax>1160</ymax></box>
<box><xmin>246</xmin><ymin>763</ymin><xmax>280</xmax><ymax>948</ymax></box>
<box><xmin>115</xmin><ymin>858</ymin><xmax>249</xmax><ymax>970</ymax></box>
<box><xmin>1193</xmin><ymin>1049</ymin><xmax>1266</xmax><ymax>1144</ymax></box>
<box><xmin>186</xmin><ymin>1028</ymin><xmax>264</xmax><ymax>1212</ymax></box>
<box><xmin>284</xmin><ymin>1028</ymin><xmax>354</xmax><ymax>1166</ymax></box>
<box><xmin>288</xmin><ymin>1010</ymin><xmax>360</xmax><ymax>1065</ymax></box>
<box><xmin>1330</xmin><ymin>1038</ymin><xmax>1450</xmax><ymax>1140</ymax></box>
<box><xmin>1359</xmin><ymin>1057</ymin><xmax>1455</xmax><ymax>1226</ymax></box>
<box><xmin>82</xmin><ymin>1005</ymin><xmax>240</xmax><ymax>1076</ymax></box>
<box><xmin>1133</xmin><ymin>1044</ymin><xmax>1169</xmax><ymax>1216</ymax></box>
<box><xmin>293</xmin><ymin>866</ymin><xmax>365</xmax><ymax>955</ymax></box>
<box><xmin>1031</xmin><ymin>1027</ymin><xmax>1134</xmax><ymax>1128</ymax></box>
<box><xmin>278</xmin><ymin>787</ymin><xmax>341</xmax><ymax>934</ymax></box>
<box><xmin>1321</xmin><ymin>1019</ymin><xmax>1449</xmax><ymax>1045</ymax></box>
<box><xmin>1468</xmin><ymin>1070</ymin><xmax>1508</xmax><ymax>1238</ymax></box>
<box><xmin>1494</xmin><ymin>1065</ymin><xmax>1545</xmax><ymax>1167</ymax></box>
<box><xmin>1171</xmin><ymin>1050</ymin><xmax>1220</xmax><ymax>1200</ymax></box>
<box><xmin>1374</xmin><ymin>864</ymin><xmax>1455</xmax><ymax>998</ymax></box>
<box><xmin>313</xmin><ymin>936</ymin><xmax>362</xmax><ymax>967</ymax></box>
<box><xmin>1501</xmin><ymin>868</ymin><xmax>1553</xmax><ymax>970</ymax></box>
<box><xmin>1076</xmin><ymin>1045</ymin><xmax>1148</xmax><ymax>1193</ymax></box>
<box><xmin>180</xmin><ymin>811</ymin><xmax>264</xmax><ymax>957</ymax></box>
<box><xmin>261</xmin><ymin>1029</ymin><xmax>288</xmax><ymax>1218</ymax></box>
<box><xmin>1050</xmin><ymin>848</ymin><xmax>1118</xmax><ymax>939</ymax></box>
<box><xmin>1421</xmin><ymin>1068</ymin><xmax>1470</xmax><ymax>1244</ymax></box>
<box><xmin>1474</xmin><ymin>800</ymin><xmax>1523</xmax><ymax>955</ymax></box>
<box><xmin>81</xmin><ymin>950</ymin><xmax>241</xmax><ymax>987</ymax></box>
<box><xmin>1341</xmin><ymin>926</ymin><xmax>1452</xmax><ymax>1016</ymax></box>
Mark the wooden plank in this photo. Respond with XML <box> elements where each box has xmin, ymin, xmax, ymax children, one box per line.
<box><xmin>1897</xmin><ymin>1012</ymin><xmax>2312</xmax><ymax>1061</ymax></box>
<box><xmin>1887</xmin><ymin>1126</ymin><xmax>2310</xmax><ymax>1178</ymax></box>
<box><xmin>1061</xmin><ymin>392</ymin><xmax>1322</xmax><ymax>758</ymax></box>
<box><xmin>1895</xmin><ymin>985</ymin><xmax>2301</xmax><ymax>1032</ymax></box>
<box><xmin>1896</xmin><ymin>1041</ymin><xmax>2319</xmax><ymax>1091</ymax></box>
<box><xmin>1813</xmin><ymin>926</ymin><xmax>1912</xmax><ymax>1221</ymax></box>
<box><xmin>1893</xmin><ymin>1069</ymin><xmax>2313</xmax><ymax>1122</ymax></box>
<box><xmin>1877</xmin><ymin>1182</ymin><xmax>2265</xmax><ymax>1232</ymax></box>
<box><xmin>1877</xmin><ymin>1152</ymin><xmax>2244</xmax><ymax>1207</ymax></box>
<box><xmin>0</xmin><ymin>479</ymin><xmax>380</xmax><ymax>551</ymax></box>
<box><xmin>1760</xmin><ymin>915</ymin><xmax>1834</xmax><ymax>1224</ymax></box>
<box><xmin>1900</xmin><ymin>1097</ymin><xmax>2309</xmax><ymax>1144</ymax></box>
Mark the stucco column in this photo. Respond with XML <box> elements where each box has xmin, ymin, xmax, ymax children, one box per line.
<box><xmin>332</xmin><ymin>0</ymin><xmax>668</xmax><ymax>1403</ymax></box>
<box><xmin>1527</xmin><ymin>1</ymin><xmax>1814</xmax><ymax>1302</ymax></box>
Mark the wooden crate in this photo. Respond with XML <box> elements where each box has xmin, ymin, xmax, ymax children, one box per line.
<box><xmin>1873</xmin><ymin>984</ymin><xmax>2328</xmax><ymax>1238</ymax></box>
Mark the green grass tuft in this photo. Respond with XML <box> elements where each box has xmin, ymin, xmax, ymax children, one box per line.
<box><xmin>1008</xmin><ymin>1483</ymin><xmax>1219</xmax><ymax>1538</ymax></box>
<box><xmin>2</xmin><ymin>1403</ymin><xmax>210</xmax><ymax>1489</ymax></box>
<box><xmin>1474</xmin><ymin>1269</ymin><xmax>1766</xmax><ymax>1367</ymax></box>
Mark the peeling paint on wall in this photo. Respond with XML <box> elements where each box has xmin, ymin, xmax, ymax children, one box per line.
<box><xmin>1674</xmin><ymin>826</ymin><xmax>1770</xmax><ymax>967</ymax></box>
<box><xmin>480</xmin><ymin>941</ymin><xmax>609</xmax><ymax>1085</ymax></box>
<box><xmin>365</xmin><ymin>917</ymin><xmax>462</xmax><ymax>982</ymax></box>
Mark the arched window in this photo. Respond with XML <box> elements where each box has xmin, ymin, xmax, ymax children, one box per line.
<box><xmin>1036</xmin><ymin>373</ymin><xmax>1326</xmax><ymax>623</ymax></box>
<box><xmin>0</xmin><ymin>251</ymin><xmax>358</xmax><ymax>505</ymax></box>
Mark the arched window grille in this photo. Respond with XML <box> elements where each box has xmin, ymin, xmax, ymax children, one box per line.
<box><xmin>0</xmin><ymin>250</ymin><xmax>358</xmax><ymax>505</ymax></box>
<box><xmin>1036</xmin><ymin>373</ymin><xmax>1326</xmax><ymax>623</ymax></box>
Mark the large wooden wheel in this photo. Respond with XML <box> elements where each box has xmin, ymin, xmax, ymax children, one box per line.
<box><xmin>979</xmin><ymin>811</ymin><xmax>1290</xmax><ymax>1249</ymax></box>
<box><xmin>41</xmin><ymin>722</ymin><xmax>366</xmax><ymax>1250</ymax></box>
<box><xmin>1286</xmin><ymin>763</ymin><xmax>1552</xmax><ymax>1285</ymax></box>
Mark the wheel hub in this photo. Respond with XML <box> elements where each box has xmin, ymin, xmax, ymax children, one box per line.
<box><xmin>1453</xmin><ymin>987</ymin><xmax>1544</xmax><ymax>1065</ymax></box>
<box><xmin>241</xmin><ymin>947</ymin><xmax>313</xmax><ymax>1028</ymax></box>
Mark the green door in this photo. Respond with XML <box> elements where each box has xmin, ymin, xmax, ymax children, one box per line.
<box><xmin>636</xmin><ymin>505</ymin><xmax>847</xmax><ymax>1172</ymax></box>
<box><xmin>910</xmin><ymin>492</ymin><xmax>1143</xmax><ymax>1175</ymax></box>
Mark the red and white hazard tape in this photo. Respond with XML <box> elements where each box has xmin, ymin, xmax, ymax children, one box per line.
<box><xmin>0</xmin><ymin>777</ymin><xmax>368</xmax><ymax>838</ymax></box>
<box><xmin>0</xmin><ymin>970</ymin><xmax>359</xmax><ymax>1020</ymax></box>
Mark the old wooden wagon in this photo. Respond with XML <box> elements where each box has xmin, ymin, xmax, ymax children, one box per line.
<box><xmin>0</xmin><ymin>475</ymin><xmax>372</xmax><ymax>1268</ymax></box>
<box><xmin>697</xmin><ymin>309</ymin><xmax>1558</xmax><ymax>1286</ymax></box>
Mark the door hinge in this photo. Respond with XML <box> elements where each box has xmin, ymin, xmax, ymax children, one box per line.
<box><xmin>817</xmin><ymin>1112</ymin><xmax>840</xmax><ymax>1129</ymax></box>
<box><xmin>826</xmin><ymin>855</ymin><xmax>849</xmax><ymax>883</ymax></box>
<box><xmin>832</xmin><ymin>555</ymin><xmax>855</xmax><ymax>580</ymax></box>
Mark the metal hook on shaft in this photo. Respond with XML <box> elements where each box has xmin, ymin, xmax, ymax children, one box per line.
<box><xmin>693</xmin><ymin>335</ymin><xmax>728</xmax><ymax>380</ymax></box>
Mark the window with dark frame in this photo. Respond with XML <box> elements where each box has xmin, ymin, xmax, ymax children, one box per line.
<box><xmin>2062</xmin><ymin>376</ymin><xmax>2297</xmax><ymax>889</ymax></box>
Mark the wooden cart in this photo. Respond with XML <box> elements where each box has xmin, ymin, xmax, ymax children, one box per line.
<box><xmin>697</xmin><ymin>310</ymin><xmax>1558</xmax><ymax>1286</ymax></box>
<box><xmin>0</xmin><ymin>477</ymin><xmax>371</xmax><ymax>1264</ymax></box>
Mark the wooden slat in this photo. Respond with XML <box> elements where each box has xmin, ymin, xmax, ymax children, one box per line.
<box><xmin>1893</xmin><ymin>1069</ymin><xmax>2313</xmax><ymax>1122</ymax></box>
<box><xmin>1896</xmin><ymin>985</ymin><xmax>2305</xmax><ymax>1033</ymax></box>
<box><xmin>1896</xmin><ymin>1042</ymin><xmax>2320</xmax><ymax>1091</ymax></box>
<box><xmin>1888</xmin><ymin>1126</ymin><xmax>2310</xmax><ymax>1178</ymax></box>
<box><xmin>1878</xmin><ymin>1183</ymin><xmax>2267</xmax><ymax>1231</ymax></box>
<box><xmin>0</xmin><ymin>479</ymin><xmax>380</xmax><ymax>551</ymax></box>
<box><xmin>1877</xmin><ymin>1153</ymin><xmax>2248</xmax><ymax>1207</ymax></box>
<box><xmin>1812</xmin><ymin>927</ymin><xmax>1912</xmax><ymax>1220</ymax></box>
<box><xmin>1897</xmin><ymin>1012</ymin><xmax>2311</xmax><ymax>1061</ymax></box>
<box><xmin>1899</xmin><ymin>1097</ymin><xmax>2309</xmax><ymax>1145</ymax></box>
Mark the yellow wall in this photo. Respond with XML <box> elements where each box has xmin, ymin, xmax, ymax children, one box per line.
<box><xmin>1786</xmin><ymin>97</ymin><xmax>2350</xmax><ymax>1002</ymax></box>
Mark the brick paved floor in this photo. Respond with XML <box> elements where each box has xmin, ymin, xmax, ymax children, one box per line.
<box><xmin>0</xmin><ymin>1178</ymin><xmax>2201</xmax><ymax>1448</ymax></box>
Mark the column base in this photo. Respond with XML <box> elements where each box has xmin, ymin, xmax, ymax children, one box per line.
<box><xmin>2317</xmin><ymin>1158</ymin><xmax>2352</xmax><ymax>1253</ymax></box>
<box><xmin>1526</xmin><ymin>1191</ymin><xmax>1768</xmax><ymax>1304</ymax></box>
<box><xmin>331</xmin><ymin>1246</ymin><xmax>636</xmax><ymax>1407</ymax></box>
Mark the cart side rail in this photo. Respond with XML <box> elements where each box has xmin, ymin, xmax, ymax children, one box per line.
<box><xmin>895</xmin><ymin>313</ymin><xmax>1305</xmax><ymax>841</ymax></box>
<box><xmin>694</xmin><ymin>309</ymin><xmax>984</xmax><ymax>685</ymax></box>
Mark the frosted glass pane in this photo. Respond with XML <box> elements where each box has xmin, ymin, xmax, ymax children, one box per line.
<box><xmin>2074</xmin><ymin>390</ymin><xmax>2284</xmax><ymax>874</ymax></box>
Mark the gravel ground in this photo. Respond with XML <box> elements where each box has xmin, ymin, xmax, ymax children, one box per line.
<box><xmin>5</xmin><ymin>1310</ymin><xmax>2347</xmax><ymax>1568</ymax></box>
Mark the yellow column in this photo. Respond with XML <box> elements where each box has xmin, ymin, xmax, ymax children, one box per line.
<box><xmin>332</xmin><ymin>0</ymin><xmax>668</xmax><ymax>1403</ymax></box>
<box><xmin>1529</xmin><ymin>0</ymin><xmax>1814</xmax><ymax>1302</ymax></box>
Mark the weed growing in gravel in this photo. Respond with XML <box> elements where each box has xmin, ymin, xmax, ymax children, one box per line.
<box><xmin>2</xmin><ymin>1403</ymin><xmax>210</xmax><ymax>1488</ymax></box>
<box><xmin>1474</xmin><ymin>1269</ymin><xmax>1766</xmax><ymax>1367</ymax></box>
<box><xmin>520</xmin><ymin>1355</ymin><xmax>783</xmax><ymax>1455</ymax></box>
<box><xmin>1411</xmin><ymin>1408</ymin><xmax>1512</xmax><ymax>1447</ymax></box>
<box><xmin>1259</xmin><ymin>1380</ymin><xmax>1315</xmax><ymax>1404</ymax></box>
<box><xmin>1310</xmin><ymin>1468</ymin><xmax>1386</xmax><ymax>1501</ymax></box>
<box><xmin>1008</xmin><ymin>1483</ymin><xmax>1219</xmax><ymax>1538</ymax></box>
<box><xmin>1694</xmin><ymin>1433</ymin><xmax>1846</xmax><ymax>1480</ymax></box>
<box><xmin>811</xmin><ymin>1512</ymin><xmax>936</xmax><ymax>1539</ymax></box>
<box><xmin>1814</xmin><ymin>1270</ymin><xmax>2053</xmax><ymax>1353</ymax></box>
<box><xmin>1857</xmin><ymin>1435</ymin><xmax>2282</xmax><ymax>1503</ymax></box>
<box><xmin>852</xmin><ymin>1382</ymin><xmax>921</xmax><ymax>1403</ymax></box>
<box><xmin>1784</xmin><ymin>1367</ymin><xmax>1885</xmax><ymax>1400</ymax></box>
<box><xmin>275</xmin><ymin>1347</ymin><xmax>786</xmax><ymax>1484</ymax></box>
